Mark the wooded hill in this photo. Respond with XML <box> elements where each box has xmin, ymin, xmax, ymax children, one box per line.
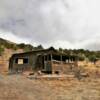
<box><xmin>0</xmin><ymin>38</ymin><xmax>43</xmax><ymax>55</ymax></box>
<box><xmin>59</xmin><ymin>48</ymin><xmax>100</xmax><ymax>62</ymax></box>
<box><xmin>0</xmin><ymin>37</ymin><xmax>100</xmax><ymax>62</ymax></box>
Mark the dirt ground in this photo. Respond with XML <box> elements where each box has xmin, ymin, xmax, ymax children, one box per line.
<box><xmin>0</xmin><ymin>74</ymin><xmax>100</xmax><ymax>100</ymax></box>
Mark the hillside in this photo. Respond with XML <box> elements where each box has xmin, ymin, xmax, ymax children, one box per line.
<box><xmin>0</xmin><ymin>37</ymin><xmax>100</xmax><ymax>73</ymax></box>
<box><xmin>0</xmin><ymin>37</ymin><xmax>44</xmax><ymax>54</ymax></box>
<box><xmin>0</xmin><ymin>37</ymin><xmax>100</xmax><ymax>61</ymax></box>
<box><xmin>0</xmin><ymin>39</ymin><xmax>100</xmax><ymax>100</ymax></box>
<box><xmin>0</xmin><ymin>38</ymin><xmax>32</xmax><ymax>53</ymax></box>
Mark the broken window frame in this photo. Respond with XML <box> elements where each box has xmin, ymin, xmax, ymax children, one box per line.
<box><xmin>15</xmin><ymin>57</ymin><xmax>29</xmax><ymax>65</ymax></box>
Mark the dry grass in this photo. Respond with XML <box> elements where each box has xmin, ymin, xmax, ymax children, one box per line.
<box><xmin>0</xmin><ymin>74</ymin><xmax>100</xmax><ymax>100</ymax></box>
<box><xmin>0</xmin><ymin>60</ymin><xmax>100</xmax><ymax>100</ymax></box>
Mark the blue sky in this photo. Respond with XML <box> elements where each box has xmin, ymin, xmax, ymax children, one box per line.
<box><xmin>0</xmin><ymin>0</ymin><xmax>100</xmax><ymax>50</ymax></box>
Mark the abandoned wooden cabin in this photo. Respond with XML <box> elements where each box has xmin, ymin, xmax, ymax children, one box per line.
<box><xmin>9</xmin><ymin>47</ymin><xmax>78</xmax><ymax>74</ymax></box>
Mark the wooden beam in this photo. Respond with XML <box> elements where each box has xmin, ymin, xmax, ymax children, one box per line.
<box><xmin>60</xmin><ymin>55</ymin><xmax>62</xmax><ymax>62</ymax></box>
<box><xmin>51</xmin><ymin>54</ymin><xmax>53</xmax><ymax>61</ymax></box>
<box><xmin>50</xmin><ymin>54</ymin><xmax>53</xmax><ymax>73</ymax></box>
<box><xmin>60</xmin><ymin>55</ymin><xmax>63</xmax><ymax>67</ymax></box>
<box><xmin>44</xmin><ymin>55</ymin><xmax>46</xmax><ymax>70</ymax></box>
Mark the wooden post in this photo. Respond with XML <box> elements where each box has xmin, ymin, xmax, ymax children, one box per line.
<box><xmin>44</xmin><ymin>55</ymin><xmax>46</xmax><ymax>70</ymax></box>
<box><xmin>75</xmin><ymin>56</ymin><xmax>78</xmax><ymax>67</ymax></box>
<box><xmin>50</xmin><ymin>54</ymin><xmax>52</xmax><ymax>64</ymax></box>
<box><xmin>68</xmin><ymin>56</ymin><xmax>70</xmax><ymax>63</ymax></box>
<box><xmin>60</xmin><ymin>55</ymin><xmax>62</xmax><ymax>64</ymax></box>
<box><xmin>51</xmin><ymin>54</ymin><xmax>54</xmax><ymax>74</ymax></box>
<box><xmin>60</xmin><ymin>55</ymin><xmax>63</xmax><ymax>74</ymax></box>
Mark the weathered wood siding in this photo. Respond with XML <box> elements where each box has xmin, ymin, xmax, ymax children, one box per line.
<box><xmin>52</xmin><ymin>61</ymin><xmax>77</xmax><ymax>74</ymax></box>
<box><xmin>10</xmin><ymin>53</ymin><xmax>38</xmax><ymax>72</ymax></box>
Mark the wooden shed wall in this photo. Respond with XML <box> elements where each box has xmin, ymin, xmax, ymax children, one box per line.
<box><xmin>9</xmin><ymin>53</ymin><xmax>38</xmax><ymax>72</ymax></box>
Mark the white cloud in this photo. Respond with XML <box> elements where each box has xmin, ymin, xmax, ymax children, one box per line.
<box><xmin>0</xmin><ymin>0</ymin><xmax>100</xmax><ymax>50</ymax></box>
<box><xmin>0</xmin><ymin>30</ymin><xmax>38</xmax><ymax>46</ymax></box>
<box><xmin>0</xmin><ymin>30</ymin><xmax>28</xmax><ymax>43</ymax></box>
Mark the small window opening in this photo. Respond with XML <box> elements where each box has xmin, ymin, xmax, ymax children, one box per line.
<box><xmin>15</xmin><ymin>58</ymin><xmax>28</xmax><ymax>64</ymax></box>
<box><xmin>23</xmin><ymin>58</ymin><xmax>28</xmax><ymax>64</ymax></box>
